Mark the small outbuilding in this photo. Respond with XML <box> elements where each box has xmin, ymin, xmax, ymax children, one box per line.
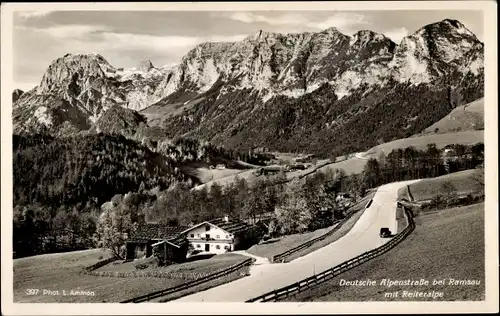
<box><xmin>125</xmin><ymin>223</ymin><xmax>188</xmax><ymax>262</ymax></box>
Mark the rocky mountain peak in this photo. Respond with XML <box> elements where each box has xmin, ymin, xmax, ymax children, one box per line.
<box><xmin>242</xmin><ymin>29</ymin><xmax>282</xmax><ymax>44</ymax></box>
<box><xmin>321</xmin><ymin>26</ymin><xmax>343</xmax><ymax>35</ymax></box>
<box><xmin>389</xmin><ymin>18</ymin><xmax>482</xmax><ymax>84</ymax></box>
<box><xmin>415</xmin><ymin>18</ymin><xmax>479</xmax><ymax>44</ymax></box>
<box><xmin>349</xmin><ymin>30</ymin><xmax>395</xmax><ymax>50</ymax></box>
<box><xmin>36</xmin><ymin>52</ymin><xmax>114</xmax><ymax>95</ymax></box>
<box><xmin>424</xmin><ymin>19</ymin><xmax>471</xmax><ymax>34</ymax></box>
<box><xmin>137</xmin><ymin>59</ymin><xmax>154</xmax><ymax>72</ymax></box>
<box><xmin>58</xmin><ymin>53</ymin><xmax>110</xmax><ymax>66</ymax></box>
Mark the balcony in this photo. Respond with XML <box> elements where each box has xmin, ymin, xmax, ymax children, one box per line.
<box><xmin>188</xmin><ymin>237</ymin><xmax>233</xmax><ymax>243</ymax></box>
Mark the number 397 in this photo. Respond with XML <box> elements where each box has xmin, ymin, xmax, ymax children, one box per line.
<box><xmin>26</xmin><ymin>289</ymin><xmax>39</xmax><ymax>295</ymax></box>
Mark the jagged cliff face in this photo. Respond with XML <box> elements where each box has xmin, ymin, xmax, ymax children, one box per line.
<box><xmin>155</xmin><ymin>19</ymin><xmax>482</xmax><ymax>103</ymax></box>
<box><xmin>34</xmin><ymin>54</ymin><xmax>172</xmax><ymax>113</ymax></box>
<box><xmin>13</xmin><ymin>19</ymin><xmax>484</xmax><ymax>155</ymax></box>
<box><xmin>13</xmin><ymin>54</ymin><xmax>173</xmax><ymax>134</ymax></box>
<box><xmin>155</xmin><ymin>27</ymin><xmax>398</xmax><ymax>101</ymax></box>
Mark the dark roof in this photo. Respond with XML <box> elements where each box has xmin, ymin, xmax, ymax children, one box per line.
<box><xmin>167</xmin><ymin>234</ymin><xmax>188</xmax><ymax>247</ymax></box>
<box><xmin>128</xmin><ymin>223</ymin><xmax>188</xmax><ymax>243</ymax></box>
<box><xmin>207</xmin><ymin>217</ymin><xmax>253</xmax><ymax>235</ymax></box>
<box><xmin>152</xmin><ymin>236</ymin><xmax>188</xmax><ymax>249</ymax></box>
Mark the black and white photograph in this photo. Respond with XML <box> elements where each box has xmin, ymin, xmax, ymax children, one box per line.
<box><xmin>1</xmin><ymin>1</ymin><xmax>498</xmax><ymax>315</ymax></box>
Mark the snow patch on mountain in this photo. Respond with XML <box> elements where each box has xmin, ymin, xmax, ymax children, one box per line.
<box><xmin>390</xmin><ymin>36</ymin><xmax>431</xmax><ymax>85</ymax></box>
<box><xmin>198</xmin><ymin>58</ymin><xmax>220</xmax><ymax>92</ymax></box>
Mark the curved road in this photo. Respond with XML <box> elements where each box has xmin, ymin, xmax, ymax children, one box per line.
<box><xmin>173</xmin><ymin>179</ymin><xmax>420</xmax><ymax>302</ymax></box>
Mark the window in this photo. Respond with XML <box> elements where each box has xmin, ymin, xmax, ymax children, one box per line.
<box><xmin>216</xmin><ymin>235</ymin><xmax>220</xmax><ymax>239</ymax></box>
<box><xmin>190</xmin><ymin>234</ymin><xmax>194</xmax><ymax>238</ymax></box>
<box><xmin>216</xmin><ymin>245</ymin><xmax>220</xmax><ymax>249</ymax></box>
<box><xmin>197</xmin><ymin>234</ymin><xmax>200</xmax><ymax>238</ymax></box>
<box><xmin>196</xmin><ymin>244</ymin><xmax>201</xmax><ymax>248</ymax></box>
<box><xmin>224</xmin><ymin>246</ymin><xmax>229</xmax><ymax>250</ymax></box>
<box><xmin>205</xmin><ymin>225</ymin><xmax>210</xmax><ymax>231</ymax></box>
<box><xmin>226</xmin><ymin>235</ymin><xmax>230</xmax><ymax>239</ymax></box>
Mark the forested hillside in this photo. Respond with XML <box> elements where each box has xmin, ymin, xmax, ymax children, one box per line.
<box><xmin>13</xmin><ymin>133</ymin><xmax>195</xmax><ymax>208</ymax></box>
<box><xmin>162</xmin><ymin>75</ymin><xmax>483</xmax><ymax>158</ymax></box>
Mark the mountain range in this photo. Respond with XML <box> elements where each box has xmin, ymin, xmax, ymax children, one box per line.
<box><xmin>13</xmin><ymin>19</ymin><xmax>484</xmax><ymax>157</ymax></box>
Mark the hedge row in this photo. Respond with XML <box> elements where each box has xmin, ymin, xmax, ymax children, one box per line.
<box><xmin>85</xmin><ymin>266</ymin><xmax>235</xmax><ymax>280</ymax></box>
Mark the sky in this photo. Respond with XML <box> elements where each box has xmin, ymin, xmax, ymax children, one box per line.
<box><xmin>13</xmin><ymin>10</ymin><xmax>483</xmax><ymax>91</ymax></box>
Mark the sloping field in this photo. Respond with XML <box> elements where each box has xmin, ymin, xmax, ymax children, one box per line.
<box><xmin>404</xmin><ymin>169</ymin><xmax>483</xmax><ymax>202</ymax></box>
<box><xmin>95</xmin><ymin>253</ymin><xmax>246</xmax><ymax>275</ymax></box>
<box><xmin>140</xmin><ymin>98</ymin><xmax>205</xmax><ymax>127</ymax></box>
<box><xmin>13</xmin><ymin>249</ymin><xmax>247</xmax><ymax>303</ymax></box>
<box><xmin>193</xmin><ymin>167</ymin><xmax>246</xmax><ymax>183</ymax></box>
<box><xmin>424</xmin><ymin>98</ymin><xmax>484</xmax><ymax>134</ymax></box>
<box><xmin>316</xmin><ymin>155</ymin><xmax>369</xmax><ymax>175</ymax></box>
<box><xmin>363</xmin><ymin>130</ymin><xmax>484</xmax><ymax>159</ymax></box>
<box><xmin>194</xmin><ymin>129</ymin><xmax>483</xmax><ymax>191</ymax></box>
<box><xmin>193</xmin><ymin>169</ymin><xmax>257</xmax><ymax>191</ymax></box>
<box><xmin>193</xmin><ymin>159</ymin><xmax>333</xmax><ymax>191</ymax></box>
<box><xmin>316</xmin><ymin>131</ymin><xmax>483</xmax><ymax>177</ymax></box>
<box><xmin>284</xmin><ymin>202</ymin><xmax>485</xmax><ymax>301</ymax></box>
<box><xmin>246</xmin><ymin>226</ymin><xmax>334</xmax><ymax>261</ymax></box>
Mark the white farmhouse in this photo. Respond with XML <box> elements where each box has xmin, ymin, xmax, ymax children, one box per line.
<box><xmin>180</xmin><ymin>215</ymin><xmax>253</xmax><ymax>255</ymax></box>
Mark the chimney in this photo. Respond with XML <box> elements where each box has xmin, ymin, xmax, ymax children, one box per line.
<box><xmin>223</xmin><ymin>215</ymin><xmax>229</xmax><ymax>223</ymax></box>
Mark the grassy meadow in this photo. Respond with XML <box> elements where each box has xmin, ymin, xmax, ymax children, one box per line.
<box><xmin>13</xmin><ymin>249</ymin><xmax>248</xmax><ymax>303</ymax></box>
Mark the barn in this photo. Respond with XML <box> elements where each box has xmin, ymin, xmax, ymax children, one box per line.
<box><xmin>125</xmin><ymin>223</ymin><xmax>188</xmax><ymax>262</ymax></box>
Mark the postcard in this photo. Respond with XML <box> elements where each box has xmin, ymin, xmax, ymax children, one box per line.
<box><xmin>1</xmin><ymin>1</ymin><xmax>498</xmax><ymax>315</ymax></box>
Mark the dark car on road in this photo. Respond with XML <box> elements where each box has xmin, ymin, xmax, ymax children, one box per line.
<box><xmin>379</xmin><ymin>228</ymin><xmax>391</xmax><ymax>238</ymax></box>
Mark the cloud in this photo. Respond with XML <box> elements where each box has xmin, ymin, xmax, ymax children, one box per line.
<box><xmin>224</xmin><ymin>12</ymin><xmax>368</xmax><ymax>33</ymax></box>
<box><xmin>306</xmin><ymin>13</ymin><xmax>368</xmax><ymax>31</ymax></box>
<box><xmin>17</xmin><ymin>24</ymin><xmax>248</xmax><ymax>53</ymax></box>
<box><xmin>228</xmin><ymin>12</ymin><xmax>310</xmax><ymax>25</ymax></box>
<box><xmin>383</xmin><ymin>27</ymin><xmax>409</xmax><ymax>43</ymax></box>
<box><xmin>228</xmin><ymin>12</ymin><xmax>257</xmax><ymax>24</ymax></box>
<box><xmin>17</xmin><ymin>24</ymin><xmax>111</xmax><ymax>38</ymax></box>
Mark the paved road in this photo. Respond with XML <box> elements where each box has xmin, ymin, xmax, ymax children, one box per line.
<box><xmin>173</xmin><ymin>179</ymin><xmax>420</xmax><ymax>302</ymax></box>
<box><xmin>231</xmin><ymin>251</ymin><xmax>271</xmax><ymax>265</ymax></box>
